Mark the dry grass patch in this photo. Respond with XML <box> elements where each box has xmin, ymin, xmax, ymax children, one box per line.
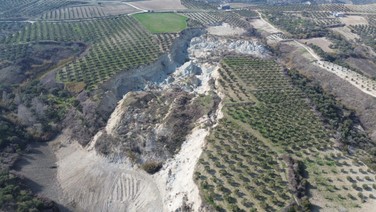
<box><xmin>300</xmin><ymin>37</ymin><xmax>336</xmax><ymax>53</ymax></box>
<box><xmin>339</xmin><ymin>15</ymin><xmax>369</xmax><ymax>25</ymax></box>
<box><xmin>331</xmin><ymin>26</ymin><xmax>360</xmax><ymax>41</ymax></box>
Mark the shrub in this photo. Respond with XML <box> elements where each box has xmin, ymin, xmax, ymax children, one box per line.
<box><xmin>141</xmin><ymin>161</ymin><xmax>163</xmax><ymax>174</ymax></box>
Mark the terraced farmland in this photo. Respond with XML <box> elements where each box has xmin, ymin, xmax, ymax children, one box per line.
<box><xmin>181</xmin><ymin>0</ymin><xmax>217</xmax><ymax>10</ymax></box>
<box><xmin>40</xmin><ymin>4</ymin><xmax>137</xmax><ymax>20</ymax></box>
<box><xmin>350</xmin><ymin>25</ymin><xmax>376</xmax><ymax>51</ymax></box>
<box><xmin>181</xmin><ymin>11</ymin><xmax>249</xmax><ymax>28</ymax></box>
<box><xmin>197</xmin><ymin>56</ymin><xmax>376</xmax><ymax>211</ymax></box>
<box><xmin>0</xmin><ymin>0</ymin><xmax>79</xmax><ymax>19</ymax></box>
<box><xmin>56</xmin><ymin>16</ymin><xmax>161</xmax><ymax>89</ymax></box>
<box><xmin>0</xmin><ymin>15</ymin><xmax>168</xmax><ymax>90</ymax></box>
<box><xmin>41</xmin><ymin>6</ymin><xmax>106</xmax><ymax>20</ymax></box>
<box><xmin>2</xmin><ymin>17</ymin><xmax>132</xmax><ymax>44</ymax></box>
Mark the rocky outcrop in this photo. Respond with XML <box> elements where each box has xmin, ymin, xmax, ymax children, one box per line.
<box><xmin>189</xmin><ymin>35</ymin><xmax>270</xmax><ymax>61</ymax></box>
<box><xmin>93</xmin><ymin>88</ymin><xmax>217</xmax><ymax>164</ymax></box>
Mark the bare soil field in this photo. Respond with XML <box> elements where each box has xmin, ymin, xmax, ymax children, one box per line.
<box><xmin>346</xmin><ymin>57</ymin><xmax>376</xmax><ymax>78</ymax></box>
<box><xmin>339</xmin><ymin>15</ymin><xmax>369</xmax><ymax>25</ymax></box>
<box><xmin>207</xmin><ymin>23</ymin><xmax>246</xmax><ymax>36</ymax></box>
<box><xmin>250</xmin><ymin>18</ymin><xmax>281</xmax><ymax>35</ymax></box>
<box><xmin>300</xmin><ymin>37</ymin><xmax>336</xmax><ymax>53</ymax></box>
<box><xmin>331</xmin><ymin>26</ymin><xmax>360</xmax><ymax>41</ymax></box>
<box><xmin>228</xmin><ymin>3</ymin><xmax>255</xmax><ymax>8</ymax></box>
<box><xmin>101</xmin><ymin>4</ymin><xmax>139</xmax><ymax>15</ymax></box>
<box><xmin>13</xmin><ymin>142</ymin><xmax>70</xmax><ymax>211</ymax></box>
<box><xmin>128</xmin><ymin>0</ymin><xmax>186</xmax><ymax>11</ymax></box>
<box><xmin>54</xmin><ymin>132</ymin><xmax>163</xmax><ymax>212</ymax></box>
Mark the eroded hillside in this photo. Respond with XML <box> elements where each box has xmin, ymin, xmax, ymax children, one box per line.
<box><xmin>2</xmin><ymin>0</ymin><xmax>376</xmax><ymax>212</ymax></box>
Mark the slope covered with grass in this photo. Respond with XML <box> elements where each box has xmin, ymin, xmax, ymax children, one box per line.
<box><xmin>133</xmin><ymin>12</ymin><xmax>188</xmax><ymax>33</ymax></box>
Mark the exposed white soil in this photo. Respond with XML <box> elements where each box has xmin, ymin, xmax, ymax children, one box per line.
<box><xmin>53</xmin><ymin>131</ymin><xmax>163</xmax><ymax>212</ymax></box>
<box><xmin>153</xmin><ymin>127</ymin><xmax>209</xmax><ymax>211</ymax></box>
<box><xmin>189</xmin><ymin>35</ymin><xmax>269</xmax><ymax>60</ymax></box>
<box><xmin>104</xmin><ymin>92</ymin><xmax>131</xmax><ymax>136</ymax></box>
<box><xmin>207</xmin><ymin>23</ymin><xmax>246</xmax><ymax>36</ymax></box>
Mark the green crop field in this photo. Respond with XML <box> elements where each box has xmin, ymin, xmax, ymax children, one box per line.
<box><xmin>133</xmin><ymin>12</ymin><xmax>188</xmax><ymax>33</ymax></box>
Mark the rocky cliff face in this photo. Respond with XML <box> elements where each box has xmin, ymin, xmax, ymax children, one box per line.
<box><xmin>67</xmin><ymin>28</ymin><xmax>204</xmax><ymax>147</ymax></box>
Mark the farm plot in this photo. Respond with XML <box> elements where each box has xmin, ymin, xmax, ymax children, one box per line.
<box><xmin>234</xmin><ymin>9</ymin><xmax>259</xmax><ymax>18</ymax></box>
<box><xmin>346</xmin><ymin>4</ymin><xmax>376</xmax><ymax>13</ymax></box>
<box><xmin>349</xmin><ymin>25</ymin><xmax>376</xmax><ymax>51</ymax></box>
<box><xmin>154</xmin><ymin>33</ymin><xmax>179</xmax><ymax>52</ymax></box>
<box><xmin>0</xmin><ymin>43</ymin><xmax>30</xmax><ymax>61</ymax></box>
<box><xmin>41</xmin><ymin>4</ymin><xmax>138</xmax><ymax>20</ymax></box>
<box><xmin>57</xmin><ymin>16</ymin><xmax>161</xmax><ymax>89</ymax></box>
<box><xmin>0</xmin><ymin>0</ymin><xmax>80</xmax><ymax>19</ymax></box>
<box><xmin>181</xmin><ymin>11</ymin><xmax>249</xmax><ymax>28</ymax></box>
<box><xmin>127</xmin><ymin>0</ymin><xmax>186</xmax><ymax>11</ymax></box>
<box><xmin>196</xmin><ymin>119</ymin><xmax>295</xmax><ymax>211</ymax></box>
<box><xmin>300</xmin><ymin>37</ymin><xmax>335</xmax><ymax>53</ymax></box>
<box><xmin>133</xmin><ymin>13</ymin><xmax>188</xmax><ymax>33</ymax></box>
<box><xmin>262</xmin><ymin>11</ymin><xmax>327</xmax><ymax>39</ymax></box>
<box><xmin>367</xmin><ymin>15</ymin><xmax>376</xmax><ymax>26</ymax></box>
<box><xmin>303</xmin><ymin>12</ymin><xmax>343</xmax><ymax>27</ymax></box>
<box><xmin>339</xmin><ymin>15</ymin><xmax>369</xmax><ymax>26</ymax></box>
<box><xmin>180</xmin><ymin>12</ymin><xmax>222</xmax><ymax>26</ymax></box>
<box><xmin>0</xmin><ymin>22</ymin><xmax>29</xmax><ymax>41</ymax></box>
<box><xmin>181</xmin><ymin>0</ymin><xmax>217</xmax><ymax>10</ymax></box>
<box><xmin>197</xmin><ymin>56</ymin><xmax>376</xmax><ymax>211</ymax></box>
<box><xmin>2</xmin><ymin>17</ymin><xmax>133</xmax><ymax>44</ymax></box>
<box><xmin>257</xmin><ymin>4</ymin><xmax>351</xmax><ymax>13</ymax></box>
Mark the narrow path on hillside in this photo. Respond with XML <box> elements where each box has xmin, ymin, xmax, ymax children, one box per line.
<box><xmin>254</xmin><ymin>10</ymin><xmax>376</xmax><ymax>98</ymax></box>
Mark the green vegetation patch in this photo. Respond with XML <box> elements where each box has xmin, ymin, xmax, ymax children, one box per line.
<box><xmin>133</xmin><ymin>12</ymin><xmax>188</xmax><ymax>33</ymax></box>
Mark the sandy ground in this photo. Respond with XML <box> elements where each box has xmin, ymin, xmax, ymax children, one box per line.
<box><xmin>331</xmin><ymin>26</ymin><xmax>360</xmax><ymax>41</ymax></box>
<box><xmin>250</xmin><ymin>18</ymin><xmax>280</xmax><ymax>35</ymax></box>
<box><xmin>300</xmin><ymin>37</ymin><xmax>336</xmax><ymax>53</ymax></box>
<box><xmin>292</xmin><ymin>40</ymin><xmax>321</xmax><ymax>61</ymax></box>
<box><xmin>53</xmin><ymin>131</ymin><xmax>163</xmax><ymax>212</ymax></box>
<box><xmin>207</xmin><ymin>23</ymin><xmax>246</xmax><ymax>36</ymax></box>
<box><xmin>127</xmin><ymin>0</ymin><xmax>186</xmax><ymax>11</ymax></box>
<box><xmin>339</xmin><ymin>15</ymin><xmax>369</xmax><ymax>25</ymax></box>
<box><xmin>13</xmin><ymin>142</ymin><xmax>69</xmax><ymax>211</ymax></box>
